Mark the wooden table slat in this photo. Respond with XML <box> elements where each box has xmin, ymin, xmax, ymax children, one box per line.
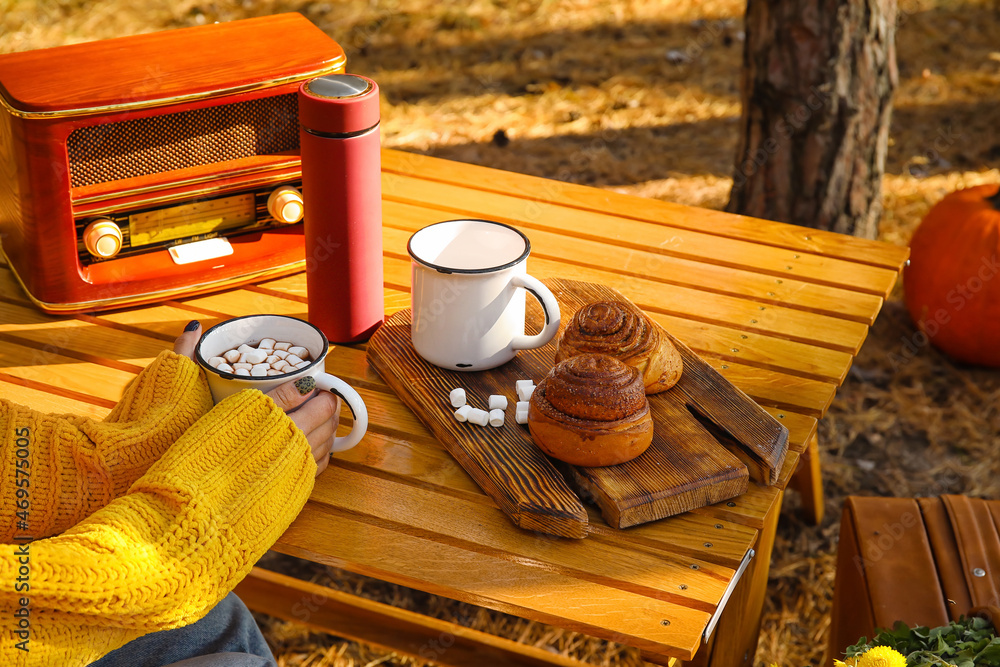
<box><xmin>279</xmin><ymin>507</ymin><xmax>711</xmax><ymax>661</ymax></box>
<box><xmin>312</xmin><ymin>466</ymin><xmax>738</xmax><ymax>610</ymax></box>
<box><xmin>0</xmin><ymin>377</ymin><xmax>110</xmax><ymax>417</ymax></box>
<box><xmin>382</xmin><ymin>200</ymin><xmax>886</xmax><ymax>325</ymax></box>
<box><xmin>381</xmin><ymin>171</ymin><xmax>903</xmax><ymax>298</ymax></box>
<box><xmin>0</xmin><ymin>338</ymin><xmax>138</xmax><ymax>404</ymax></box>
<box><xmin>381</xmin><ymin>149</ymin><xmax>910</xmax><ymax>271</ymax></box>
<box><xmin>379</xmin><ymin>237</ymin><xmax>871</xmax><ymax>357</ymax></box>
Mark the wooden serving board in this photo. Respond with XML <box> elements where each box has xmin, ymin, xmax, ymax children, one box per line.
<box><xmin>366</xmin><ymin>279</ymin><xmax>788</xmax><ymax>538</ymax></box>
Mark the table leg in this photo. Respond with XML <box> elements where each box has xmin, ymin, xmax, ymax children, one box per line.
<box><xmin>683</xmin><ymin>489</ymin><xmax>783</xmax><ymax>667</ymax></box>
<box><xmin>236</xmin><ymin>566</ymin><xmax>596</xmax><ymax>667</ymax></box>
<box><xmin>790</xmin><ymin>433</ymin><xmax>824</xmax><ymax>525</ymax></box>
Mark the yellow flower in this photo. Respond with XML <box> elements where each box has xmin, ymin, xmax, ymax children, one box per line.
<box><xmin>856</xmin><ymin>646</ymin><xmax>907</xmax><ymax>667</ymax></box>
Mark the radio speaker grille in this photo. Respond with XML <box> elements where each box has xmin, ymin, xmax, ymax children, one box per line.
<box><xmin>67</xmin><ymin>93</ymin><xmax>299</xmax><ymax>188</ymax></box>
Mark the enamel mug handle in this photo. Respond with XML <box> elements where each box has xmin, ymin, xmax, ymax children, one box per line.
<box><xmin>315</xmin><ymin>373</ymin><xmax>369</xmax><ymax>452</ymax></box>
<box><xmin>510</xmin><ymin>274</ymin><xmax>561</xmax><ymax>351</ymax></box>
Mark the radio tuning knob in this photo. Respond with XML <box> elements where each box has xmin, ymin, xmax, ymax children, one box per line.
<box><xmin>83</xmin><ymin>219</ymin><xmax>123</xmax><ymax>259</ymax></box>
<box><xmin>267</xmin><ymin>186</ymin><xmax>304</xmax><ymax>224</ymax></box>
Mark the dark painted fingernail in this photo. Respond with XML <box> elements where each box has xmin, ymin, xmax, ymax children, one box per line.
<box><xmin>184</xmin><ymin>320</ymin><xmax>200</xmax><ymax>332</ymax></box>
<box><xmin>294</xmin><ymin>376</ymin><xmax>316</xmax><ymax>395</ymax></box>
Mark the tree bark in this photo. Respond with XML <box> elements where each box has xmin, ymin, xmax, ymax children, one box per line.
<box><xmin>726</xmin><ymin>0</ymin><xmax>898</xmax><ymax>239</ymax></box>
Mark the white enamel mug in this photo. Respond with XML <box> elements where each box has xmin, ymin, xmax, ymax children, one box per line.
<box><xmin>194</xmin><ymin>314</ymin><xmax>369</xmax><ymax>452</ymax></box>
<box><xmin>407</xmin><ymin>219</ymin><xmax>561</xmax><ymax>371</ymax></box>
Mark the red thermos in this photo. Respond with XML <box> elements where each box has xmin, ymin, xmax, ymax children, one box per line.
<box><xmin>298</xmin><ymin>74</ymin><xmax>384</xmax><ymax>343</ymax></box>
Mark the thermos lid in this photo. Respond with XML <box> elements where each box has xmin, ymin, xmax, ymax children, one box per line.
<box><xmin>299</xmin><ymin>73</ymin><xmax>380</xmax><ymax>136</ymax></box>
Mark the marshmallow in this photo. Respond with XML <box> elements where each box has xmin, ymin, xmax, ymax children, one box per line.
<box><xmin>233</xmin><ymin>362</ymin><xmax>253</xmax><ymax>371</ymax></box>
<box><xmin>285</xmin><ymin>354</ymin><xmax>304</xmax><ymax>366</ymax></box>
<box><xmin>489</xmin><ymin>409</ymin><xmax>505</xmax><ymax>427</ymax></box>
<box><xmin>272</xmin><ymin>360</ymin><xmax>290</xmax><ymax>372</ymax></box>
<box><xmin>234</xmin><ymin>368</ymin><xmax>251</xmax><ymax>376</ymax></box>
<box><xmin>287</xmin><ymin>346</ymin><xmax>309</xmax><ymax>360</ymax></box>
<box><xmin>515</xmin><ymin>407</ymin><xmax>529</xmax><ymax>424</ymax></box>
<box><xmin>267</xmin><ymin>369</ymin><xmax>284</xmax><ymax>376</ymax></box>
<box><xmin>450</xmin><ymin>388</ymin><xmax>467</xmax><ymax>408</ymax></box>
<box><xmin>454</xmin><ymin>405</ymin><xmax>473</xmax><ymax>422</ymax></box>
<box><xmin>274</xmin><ymin>342</ymin><xmax>291</xmax><ymax>351</ymax></box>
<box><xmin>240</xmin><ymin>349</ymin><xmax>268</xmax><ymax>365</ymax></box>
<box><xmin>272</xmin><ymin>349</ymin><xmax>289</xmax><ymax>359</ymax></box>
<box><xmin>294</xmin><ymin>361</ymin><xmax>310</xmax><ymax>369</ymax></box>
<box><xmin>207</xmin><ymin>356</ymin><xmax>227</xmax><ymax>368</ymax></box>
<box><xmin>488</xmin><ymin>394</ymin><xmax>508</xmax><ymax>411</ymax></box>
<box><xmin>258</xmin><ymin>338</ymin><xmax>276</xmax><ymax>350</ymax></box>
<box><xmin>515</xmin><ymin>380</ymin><xmax>535</xmax><ymax>402</ymax></box>
<box><xmin>250</xmin><ymin>366</ymin><xmax>268</xmax><ymax>377</ymax></box>
<box><xmin>265</xmin><ymin>355</ymin><xmax>280</xmax><ymax>365</ymax></box>
<box><xmin>217</xmin><ymin>363</ymin><xmax>234</xmax><ymax>374</ymax></box>
<box><xmin>467</xmin><ymin>408</ymin><xmax>489</xmax><ymax>427</ymax></box>
<box><xmin>237</xmin><ymin>344</ymin><xmax>255</xmax><ymax>354</ymax></box>
<box><xmin>223</xmin><ymin>349</ymin><xmax>241</xmax><ymax>363</ymax></box>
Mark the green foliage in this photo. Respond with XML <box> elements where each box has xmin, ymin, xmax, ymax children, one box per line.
<box><xmin>845</xmin><ymin>617</ymin><xmax>1000</xmax><ymax>667</ymax></box>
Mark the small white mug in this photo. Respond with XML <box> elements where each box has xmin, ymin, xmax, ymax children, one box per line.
<box><xmin>194</xmin><ymin>314</ymin><xmax>369</xmax><ymax>452</ymax></box>
<box><xmin>407</xmin><ymin>219</ymin><xmax>561</xmax><ymax>371</ymax></box>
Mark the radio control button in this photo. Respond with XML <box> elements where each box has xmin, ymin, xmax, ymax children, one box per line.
<box><xmin>267</xmin><ymin>186</ymin><xmax>304</xmax><ymax>224</ymax></box>
<box><xmin>83</xmin><ymin>220</ymin><xmax>123</xmax><ymax>259</ymax></box>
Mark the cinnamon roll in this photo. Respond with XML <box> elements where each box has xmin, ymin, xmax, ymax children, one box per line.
<box><xmin>555</xmin><ymin>300</ymin><xmax>682</xmax><ymax>394</ymax></box>
<box><xmin>528</xmin><ymin>354</ymin><xmax>654</xmax><ymax>467</ymax></box>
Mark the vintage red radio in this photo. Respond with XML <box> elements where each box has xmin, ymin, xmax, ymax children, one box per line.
<box><xmin>0</xmin><ymin>13</ymin><xmax>345</xmax><ymax>313</ymax></box>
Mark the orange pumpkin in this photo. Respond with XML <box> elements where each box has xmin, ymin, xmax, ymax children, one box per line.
<box><xmin>903</xmin><ymin>183</ymin><xmax>1000</xmax><ymax>367</ymax></box>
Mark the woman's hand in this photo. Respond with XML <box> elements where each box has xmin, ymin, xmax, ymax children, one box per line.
<box><xmin>265</xmin><ymin>381</ymin><xmax>341</xmax><ymax>476</ymax></box>
<box><xmin>174</xmin><ymin>320</ymin><xmax>342</xmax><ymax>475</ymax></box>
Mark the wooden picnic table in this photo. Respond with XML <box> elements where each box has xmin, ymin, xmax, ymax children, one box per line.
<box><xmin>0</xmin><ymin>148</ymin><xmax>908</xmax><ymax>666</ymax></box>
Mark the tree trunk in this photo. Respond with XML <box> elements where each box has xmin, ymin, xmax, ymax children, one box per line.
<box><xmin>726</xmin><ymin>0</ymin><xmax>898</xmax><ymax>239</ymax></box>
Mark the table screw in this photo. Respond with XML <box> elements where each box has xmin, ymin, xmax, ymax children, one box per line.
<box><xmin>661</xmin><ymin>619</ymin><xmax>671</xmax><ymax>626</ymax></box>
<box><xmin>715</xmin><ymin>524</ymin><xmax>724</xmax><ymax>529</ymax></box>
<box><xmin>727</xmin><ymin>501</ymin><xmax>737</xmax><ymax>507</ymax></box>
<box><xmin>679</xmin><ymin>584</ymin><xmax>688</xmax><ymax>590</ymax></box>
<box><xmin>740</xmin><ymin>334</ymin><xmax>748</xmax><ymax>339</ymax></box>
<box><xmin>786</xmin><ymin>265</ymin><xmax>793</xmax><ymax>270</ymax></box>
<box><xmin>793</xmin><ymin>254</ymin><xmax>800</xmax><ymax>259</ymax></box>
<box><xmin>804</xmin><ymin>236</ymin><xmax>812</xmax><ymax>241</ymax></box>
<box><xmin>721</xmin><ymin>364</ymin><xmax>729</xmax><ymax>369</ymax></box>
<box><xmin>767</xmin><ymin>291</ymin><xmax>775</xmax><ymax>297</ymax></box>
<box><xmin>704</xmin><ymin>542</ymin><xmax>713</xmax><ymax>548</ymax></box>
<box><xmin>776</xmin><ymin>279</ymin><xmax>783</xmax><ymax>284</ymax></box>
<box><xmin>731</xmin><ymin>347</ymin><xmax>740</xmax><ymax>353</ymax></box>
<box><xmin>759</xmin><ymin>305</ymin><xmax>766</xmax><ymax>310</ymax></box>
<box><xmin>690</xmin><ymin>564</ymin><xmax>700</xmax><ymax>570</ymax></box>
<box><xmin>751</xmin><ymin>318</ymin><xmax>758</xmax><ymax>324</ymax></box>
<box><xmin>973</xmin><ymin>567</ymin><xmax>987</xmax><ymax>577</ymax></box>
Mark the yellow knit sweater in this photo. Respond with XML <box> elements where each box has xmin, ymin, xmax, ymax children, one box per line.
<box><xmin>0</xmin><ymin>351</ymin><xmax>317</xmax><ymax>665</ymax></box>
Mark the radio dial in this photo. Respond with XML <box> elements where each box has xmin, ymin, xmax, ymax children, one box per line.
<box><xmin>83</xmin><ymin>219</ymin><xmax>123</xmax><ymax>259</ymax></box>
<box><xmin>267</xmin><ymin>186</ymin><xmax>304</xmax><ymax>224</ymax></box>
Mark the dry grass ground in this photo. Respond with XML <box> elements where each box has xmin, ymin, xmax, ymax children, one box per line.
<box><xmin>3</xmin><ymin>1</ymin><xmax>1000</xmax><ymax>665</ymax></box>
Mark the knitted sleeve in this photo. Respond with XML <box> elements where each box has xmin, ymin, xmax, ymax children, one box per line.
<box><xmin>0</xmin><ymin>389</ymin><xmax>317</xmax><ymax>666</ymax></box>
<box><xmin>0</xmin><ymin>350</ymin><xmax>214</xmax><ymax>542</ymax></box>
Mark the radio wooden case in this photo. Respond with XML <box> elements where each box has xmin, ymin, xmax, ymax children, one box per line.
<box><xmin>0</xmin><ymin>13</ymin><xmax>346</xmax><ymax>313</ymax></box>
